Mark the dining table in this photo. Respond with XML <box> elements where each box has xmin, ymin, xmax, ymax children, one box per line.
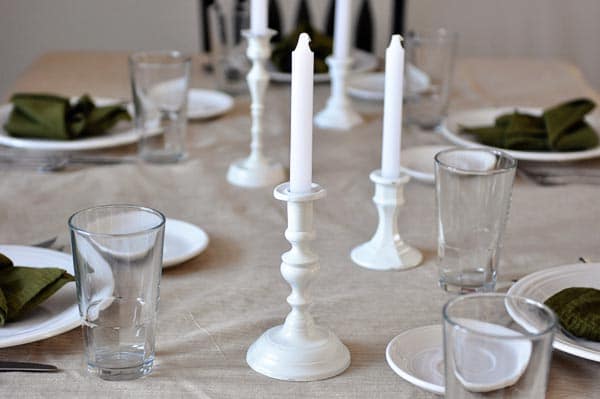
<box><xmin>0</xmin><ymin>51</ymin><xmax>599</xmax><ymax>398</ymax></box>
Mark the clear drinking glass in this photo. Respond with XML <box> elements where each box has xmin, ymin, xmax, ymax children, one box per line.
<box><xmin>208</xmin><ymin>0</ymin><xmax>251</xmax><ymax>94</ymax></box>
<box><xmin>435</xmin><ymin>148</ymin><xmax>517</xmax><ymax>293</ymax></box>
<box><xmin>443</xmin><ymin>293</ymin><xmax>556</xmax><ymax>398</ymax></box>
<box><xmin>69</xmin><ymin>204</ymin><xmax>165</xmax><ymax>380</ymax></box>
<box><xmin>404</xmin><ymin>29</ymin><xmax>457</xmax><ymax>130</ymax></box>
<box><xmin>130</xmin><ymin>51</ymin><xmax>191</xmax><ymax>163</ymax></box>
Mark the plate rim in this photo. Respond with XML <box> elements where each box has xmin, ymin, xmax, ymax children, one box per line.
<box><xmin>163</xmin><ymin>218</ymin><xmax>209</xmax><ymax>268</ymax></box>
<box><xmin>347</xmin><ymin>72</ymin><xmax>385</xmax><ymax>101</ymax></box>
<box><xmin>440</xmin><ymin>107</ymin><xmax>600</xmax><ymax>162</ymax></box>
<box><xmin>269</xmin><ymin>49</ymin><xmax>378</xmax><ymax>83</ymax></box>
<box><xmin>507</xmin><ymin>262</ymin><xmax>600</xmax><ymax>362</ymax></box>
<box><xmin>0</xmin><ymin>245</ymin><xmax>80</xmax><ymax>348</ymax></box>
<box><xmin>385</xmin><ymin>324</ymin><xmax>445</xmax><ymax>395</ymax></box>
<box><xmin>187</xmin><ymin>88</ymin><xmax>234</xmax><ymax>120</ymax></box>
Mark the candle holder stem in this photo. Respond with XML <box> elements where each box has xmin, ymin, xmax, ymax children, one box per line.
<box><xmin>228</xmin><ymin>29</ymin><xmax>285</xmax><ymax>188</ymax></box>
<box><xmin>351</xmin><ymin>170</ymin><xmax>423</xmax><ymax>270</ymax></box>
<box><xmin>247</xmin><ymin>183</ymin><xmax>350</xmax><ymax>381</ymax></box>
<box><xmin>314</xmin><ymin>56</ymin><xmax>363</xmax><ymax>130</ymax></box>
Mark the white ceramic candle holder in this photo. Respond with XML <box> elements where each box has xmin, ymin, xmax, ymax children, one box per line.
<box><xmin>314</xmin><ymin>56</ymin><xmax>363</xmax><ymax>130</ymax></box>
<box><xmin>227</xmin><ymin>29</ymin><xmax>285</xmax><ymax>188</ymax></box>
<box><xmin>247</xmin><ymin>182</ymin><xmax>351</xmax><ymax>381</ymax></box>
<box><xmin>351</xmin><ymin>170</ymin><xmax>423</xmax><ymax>270</ymax></box>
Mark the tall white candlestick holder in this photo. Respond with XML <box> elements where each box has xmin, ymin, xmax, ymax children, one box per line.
<box><xmin>247</xmin><ymin>182</ymin><xmax>351</xmax><ymax>381</ymax></box>
<box><xmin>351</xmin><ymin>170</ymin><xmax>423</xmax><ymax>270</ymax></box>
<box><xmin>314</xmin><ymin>57</ymin><xmax>363</xmax><ymax>130</ymax></box>
<box><xmin>227</xmin><ymin>29</ymin><xmax>285</xmax><ymax>188</ymax></box>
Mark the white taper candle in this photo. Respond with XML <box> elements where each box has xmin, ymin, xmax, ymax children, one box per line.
<box><xmin>250</xmin><ymin>0</ymin><xmax>268</xmax><ymax>35</ymax></box>
<box><xmin>381</xmin><ymin>35</ymin><xmax>405</xmax><ymax>179</ymax></box>
<box><xmin>333</xmin><ymin>0</ymin><xmax>352</xmax><ymax>60</ymax></box>
<box><xmin>289</xmin><ymin>33</ymin><xmax>314</xmax><ymax>193</ymax></box>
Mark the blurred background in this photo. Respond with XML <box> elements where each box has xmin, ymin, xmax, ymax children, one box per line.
<box><xmin>2</xmin><ymin>0</ymin><xmax>600</xmax><ymax>96</ymax></box>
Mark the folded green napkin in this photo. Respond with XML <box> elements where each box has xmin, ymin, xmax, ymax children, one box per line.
<box><xmin>545</xmin><ymin>287</ymin><xmax>600</xmax><ymax>341</ymax></box>
<box><xmin>460</xmin><ymin>98</ymin><xmax>599</xmax><ymax>152</ymax></box>
<box><xmin>4</xmin><ymin>93</ymin><xmax>131</xmax><ymax>140</ymax></box>
<box><xmin>271</xmin><ymin>22</ymin><xmax>333</xmax><ymax>74</ymax></box>
<box><xmin>0</xmin><ymin>252</ymin><xmax>74</xmax><ymax>326</ymax></box>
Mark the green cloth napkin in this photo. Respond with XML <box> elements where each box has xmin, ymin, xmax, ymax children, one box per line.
<box><xmin>460</xmin><ymin>98</ymin><xmax>599</xmax><ymax>152</ymax></box>
<box><xmin>0</xmin><ymin>252</ymin><xmax>74</xmax><ymax>326</ymax></box>
<box><xmin>545</xmin><ymin>287</ymin><xmax>600</xmax><ymax>342</ymax></box>
<box><xmin>3</xmin><ymin>93</ymin><xmax>131</xmax><ymax>140</ymax></box>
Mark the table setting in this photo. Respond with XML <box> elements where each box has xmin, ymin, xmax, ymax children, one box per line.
<box><xmin>1</xmin><ymin>0</ymin><xmax>600</xmax><ymax>397</ymax></box>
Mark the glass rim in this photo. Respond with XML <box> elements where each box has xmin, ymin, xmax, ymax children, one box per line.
<box><xmin>442</xmin><ymin>293</ymin><xmax>557</xmax><ymax>340</ymax></box>
<box><xmin>129</xmin><ymin>50</ymin><xmax>191</xmax><ymax>66</ymax></box>
<box><xmin>404</xmin><ymin>28</ymin><xmax>458</xmax><ymax>44</ymax></box>
<box><xmin>68</xmin><ymin>204</ymin><xmax>166</xmax><ymax>238</ymax></box>
<box><xmin>434</xmin><ymin>147</ymin><xmax>517</xmax><ymax>176</ymax></box>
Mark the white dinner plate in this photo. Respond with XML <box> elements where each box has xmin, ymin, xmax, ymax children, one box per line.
<box><xmin>507</xmin><ymin>262</ymin><xmax>600</xmax><ymax>362</ymax></box>
<box><xmin>163</xmin><ymin>218</ymin><xmax>209</xmax><ymax>268</ymax></box>
<box><xmin>440</xmin><ymin>107</ymin><xmax>600</xmax><ymax>162</ymax></box>
<box><xmin>399</xmin><ymin>145</ymin><xmax>452</xmax><ymax>184</ymax></box>
<box><xmin>268</xmin><ymin>49</ymin><xmax>378</xmax><ymax>83</ymax></box>
<box><xmin>0</xmin><ymin>245</ymin><xmax>110</xmax><ymax>348</ymax></box>
<box><xmin>386</xmin><ymin>325</ymin><xmax>445</xmax><ymax>395</ymax></box>
<box><xmin>0</xmin><ymin>97</ymin><xmax>158</xmax><ymax>152</ymax></box>
<box><xmin>187</xmin><ymin>89</ymin><xmax>234</xmax><ymax>120</ymax></box>
<box><xmin>348</xmin><ymin>64</ymin><xmax>431</xmax><ymax>101</ymax></box>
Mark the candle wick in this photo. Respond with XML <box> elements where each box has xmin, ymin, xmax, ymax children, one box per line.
<box><xmin>295</xmin><ymin>33</ymin><xmax>312</xmax><ymax>51</ymax></box>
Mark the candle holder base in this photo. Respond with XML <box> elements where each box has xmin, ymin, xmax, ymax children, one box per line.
<box><xmin>314</xmin><ymin>104</ymin><xmax>363</xmax><ymax>131</ymax></box>
<box><xmin>247</xmin><ymin>183</ymin><xmax>350</xmax><ymax>381</ymax></box>
<box><xmin>351</xmin><ymin>171</ymin><xmax>423</xmax><ymax>271</ymax></box>
<box><xmin>247</xmin><ymin>324</ymin><xmax>350</xmax><ymax>381</ymax></box>
<box><xmin>227</xmin><ymin>157</ymin><xmax>285</xmax><ymax>188</ymax></box>
<box><xmin>314</xmin><ymin>57</ymin><xmax>363</xmax><ymax>131</ymax></box>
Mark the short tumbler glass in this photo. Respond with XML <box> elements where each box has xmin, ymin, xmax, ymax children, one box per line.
<box><xmin>69</xmin><ymin>204</ymin><xmax>165</xmax><ymax>380</ymax></box>
<box><xmin>130</xmin><ymin>51</ymin><xmax>191</xmax><ymax>163</ymax></box>
<box><xmin>435</xmin><ymin>148</ymin><xmax>517</xmax><ymax>293</ymax></box>
<box><xmin>443</xmin><ymin>293</ymin><xmax>556</xmax><ymax>398</ymax></box>
<box><xmin>404</xmin><ymin>29</ymin><xmax>457</xmax><ymax>130</ymax></box>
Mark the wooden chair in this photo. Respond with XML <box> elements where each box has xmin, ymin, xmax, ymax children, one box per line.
<box><xmin>199</xmin><ymin>0</ymin><xmax>405</xmax><ymax>56</ymax></box>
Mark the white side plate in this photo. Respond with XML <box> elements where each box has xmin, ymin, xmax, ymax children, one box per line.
<box><xmin>187</xmin><ymin>89</ymin><xmax>234</xmax><ymax>120</ymax></box>
<box><xmin>399</xmin><ymin>145</ymin><xmax>452</xmax><ymax>184</ymax></box>
<box><xmin>163</xmin><ymin>218</ymin><xmax>209</xmax><ymax>268</ymax></box>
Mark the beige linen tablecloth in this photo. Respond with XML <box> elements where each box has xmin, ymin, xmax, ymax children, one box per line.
<box><xmin>1</xmin><ymin>52</ymin><xmax>599</xmax><ymax>398</ymax></box>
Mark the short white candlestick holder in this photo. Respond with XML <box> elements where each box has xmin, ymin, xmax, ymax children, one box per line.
<box><xmin>314</xmin><ymin>56</ymin><xmax>363</xmax><ymax>130</ymax></box>
<box><xmin>247</xmin><ymin>182</ymin><xmax>351</xmax><ymax>381</ymax></box>
<box><xmin>227</xmin><ymin>29</ymin><xmax>285</xmax><ymax>188</ymax></box>
<box><xmin>351</xmin><ymin>170</ymin><xmax>423</xmax><ymax>270</ymax></box>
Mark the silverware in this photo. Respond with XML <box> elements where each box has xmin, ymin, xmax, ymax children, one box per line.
<box><xmin>0</xmin><ymin>361</ymin><xmax>58</xmax><ymax>372</ymax></box>
<box><xmin>31</xmin><ymin>236</ymin><xmax>58</xmax><ymax>248</ymax></box>
<box><xmin>0</xmin><ymin>152</ymin><xmax>138</xmax><ymax>172</ymax></box>
<box><xmin>518</xmin><ymin>164</ymin><xmax>600</xmax><ymax>186</ymax></box>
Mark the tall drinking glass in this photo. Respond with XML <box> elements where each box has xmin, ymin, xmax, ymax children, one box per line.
<box><xmin>130</xmin><ymin>51</ymin><xmax>191</xmax><ymax>163</ymax></box>
<box><xmin>404</xmin><ymin>29</ymin><xmax>457</xmax><ymax>130</ymax></box>
<box><xmin>435</xmin><ymin>148</ymin><xmax>517</xmax><ymax>293</ymax></box>
<box><xmin>443</xmin><ymin>293</ymin><xmax>556</xmax><ymax>398</ymax></box>
<box><xmin>69</xmin><ymin>204</ymin><xmax>165</xmax><ymax>380</ymax></box>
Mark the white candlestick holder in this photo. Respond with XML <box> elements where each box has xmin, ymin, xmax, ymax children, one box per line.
<box><xmin>314</xmin><ymin>56</ymin><xmax>363</xmax><ymax>130</ymax></box>
<box><xmin>351</xmin><ymin>170</ymin><xmax>423</xmax><ymax>270</ymax></box>
<box><xmin>227</xmin><ymin>29</ymin><xmax>285</xmax><ymax>188</ymax></box>
<box><xmin>247</xmin><ymin>182</ymin><xmax>351</xmax><ymax>381</ymax></box>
